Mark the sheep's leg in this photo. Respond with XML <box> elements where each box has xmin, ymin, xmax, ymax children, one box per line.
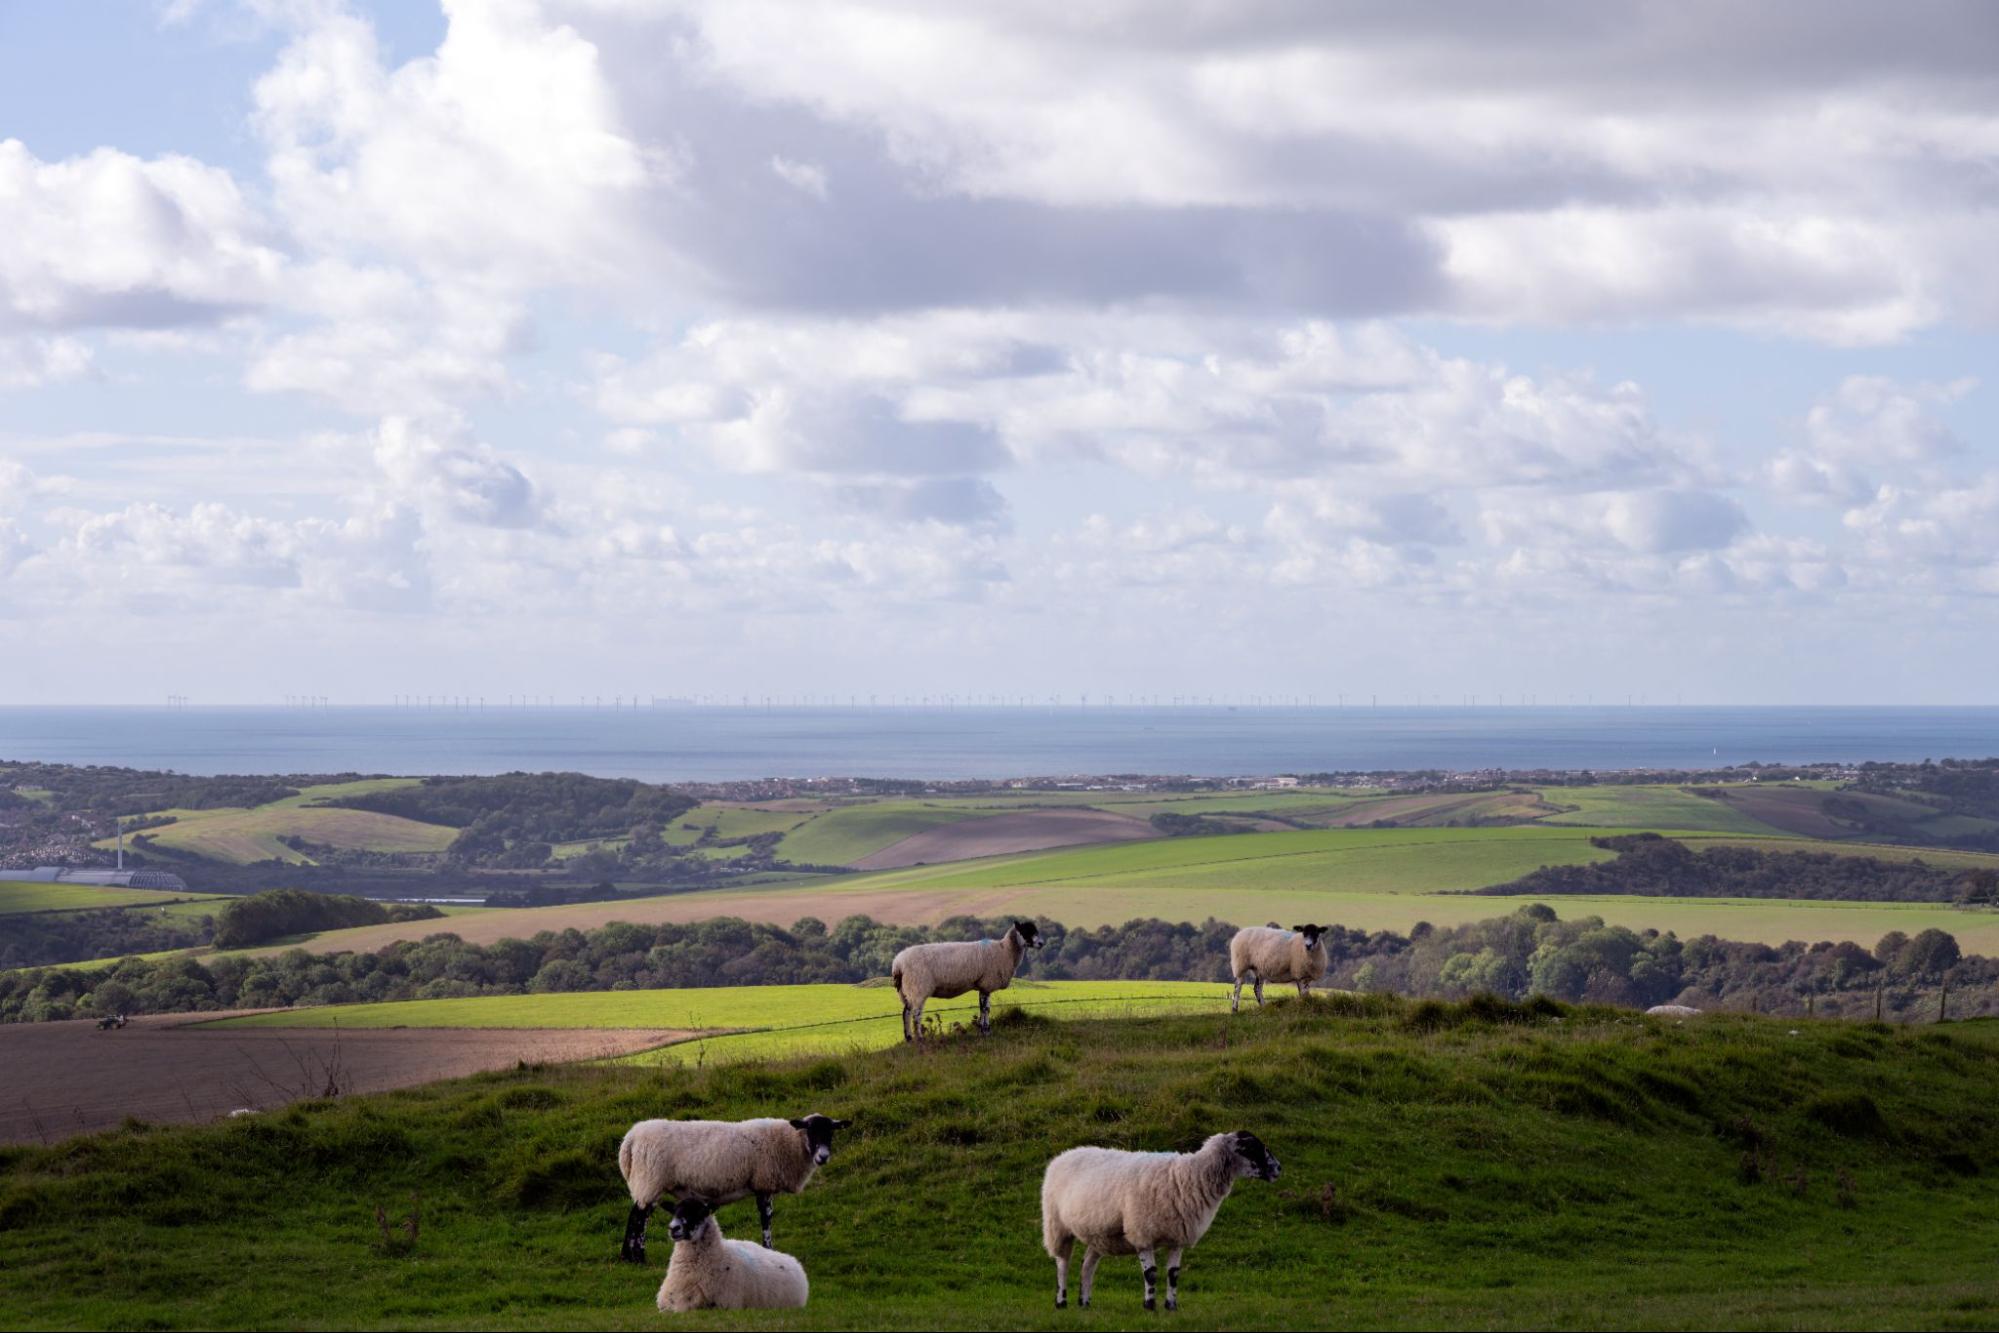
<box><xmin>978</xmin><ymin>990</ymin><xmax>992</xmax><ymax>1035</ymax></box>
<box><xmin>1139</xmin><ymin>1246</ymin><xmax>1158</xmax><ymax>1312</ymax></box>
<box><xmin>1052</xmin><ymin>1234</ymin><xmax>1073</xmax><ymax>1309</ymax></box>
<box><xmin>910</xmin><ymin>996</ymin><xmax>927</xmax><ymax>1041</ymax></box>
<box><xmin>1296</xmin><ymin>979</ymin><xmax>1309</xmax><ymax>1000</ymax></box>
<box><xmin>1079</xmin><ymin>1248</ymin><xmax>1101</xmax><ymax>1310</ymax></box>
<box><xmin>1230</xmin><ymin>975</ymin><xmax>1244</xmax><ymax>1014</ymax></box>
<box><xmin>756</xmin><ymin>1192</ymin><xmax>775</xmax><ymax>1249</ymax></box>
<box><xmin>1165</xmin><ymin>1247</ymin><xmax>1183</xmax><ymax>1311</ymax></box>
<box><xmin>1253</xmin><ymin>976</ymin><xmax>1265</xmax><ymax>1007</ymax></box>
<box><xmin>900</xmin><ymin>989</ymin><xmax>913</xmax><ymax>1042</ymax></box>
<box><xmin>620</xmin><ymin>1198</ymin><xmax>658</xmax><ymax>1264</ymax></box>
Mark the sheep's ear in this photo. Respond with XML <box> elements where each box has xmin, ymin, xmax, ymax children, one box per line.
<box><xmin>1289</xmin><ymin>924</ymin><xmax>1306</xmax><ymax>932</ymax></box>
<box><xmin>789</xmin><ymin>1118</ymin><xmax>810</xmax><ymax>1130</ymax></box>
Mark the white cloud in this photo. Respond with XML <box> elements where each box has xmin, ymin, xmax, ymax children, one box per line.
<box><xmin>369</xmin><ymin>416</ymin><xmax>551</xmax><ymax>530</ymax></box>
<box><xmin>0</xmin><ymin>336</ymin><xmax>92</xmax><ymax>390</ymax></box>
<box><xmin>770</xmin><ymin>155</ymin><xmax>829</xmax><ymax>199</ymax></box>
<box><xmin>1771</xmin><ymin>375</ymin><xmax>1973</xmax><ymax>503</ymax></box>
<box><xmin>0</xmin><ymin>139</ymin><xmax>282</xmax><ymax>333</ymax></box>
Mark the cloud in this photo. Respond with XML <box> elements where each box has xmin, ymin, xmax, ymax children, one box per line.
<box><xmin>0</xmin><ymin>336</ymin><xmax>92</xmax><ymax>391</ymax></box>
<box><xmin>370</xmin><ymin>416</ymin><xmax>551</xmax><ymax>530</ymax></box>
<box><xmin>253</xmin><ymin>0</ymin><xmax>656</xmax><ymax>284</ymax></box>
<box><xmin>0</xmin><ymin>139</ymin><xmax>282</xmax><ymax>333</ymax></box>
<box><xmin>833</xmin><ymin>476</ymin><xmax>1010</xmax><ymax>527</ymax></box>
<box><xmin>1770</xmin><ymin>375</ymin><xmax>1973</xmax><ymax>503</ymax></box>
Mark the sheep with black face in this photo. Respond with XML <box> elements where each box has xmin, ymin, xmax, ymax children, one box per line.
<box><xmin>1228</xmin><ymin>924</ymin><xmax>1329</xmax><ymax>1012</ymax></box>
<box><xmin>616</xmin><ymin>1113</ymin><xmax>849</xmax><ymax>1263</ymax></box>
<box><xmin>891</xmin><ymin>920</ymin><xmax>1043</xmax><ymax>1040</ymax></box>
<box><xmin>656</xmin><ymin>1198</ymin><xmax>809</xmax><ymax>1312</ymax></box>
<box><xmin>1041</xmin><ymin>1131</ymin><xmax>1281</xmax><ymax>1312</ymax></box>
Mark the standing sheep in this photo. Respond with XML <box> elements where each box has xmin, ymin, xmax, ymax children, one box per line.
<box><xmin>656</xmin><ymin>1198</ymin><xmax>809</xmax><ymax>1312</ymax></box>
<box><xmin>1229</xmin><ymin>924</ymin><xmax>1328</xmax><ymax>1012</ymax></box>
<box><xmin>891</xmin><ymin>920</ymin><xmax>1042</xmax><ymax>1041</ymax></box>
<box><xmin>1041</xmin><ymin>1130</ymin><xmax>1281</xmax><ymax>1312</ymax></box>
<box><xmin>617</xmin><ymin>1113</ymin><xmax>849</xmax><ymax>1263</ymax></box>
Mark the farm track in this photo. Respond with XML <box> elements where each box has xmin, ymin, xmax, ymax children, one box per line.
<box><xmin>0</xmin><ymin>1015</ymin><xmax>693</xmax><ymax>1145</ymax></box>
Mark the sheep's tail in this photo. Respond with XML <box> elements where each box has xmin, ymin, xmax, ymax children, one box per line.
<box><xmin>891</xmin><ymin>965</ymin><xmax>905</xmax><ymax>1000</ymax></box>
<box><xmin>617</xmin><ymin>1130</ymin><xmax>637</xmax><ymax>1198</ymax></box>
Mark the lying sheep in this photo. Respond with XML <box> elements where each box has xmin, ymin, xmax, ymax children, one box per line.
<box><xmin>1041</xmin><ymin>1130</ymin><xmax>1281</xmax><ymax>1312</ymax></box>
<box><xmin>617</xmin><ymin>1113</ymin><xmax>849</xmax><ymax>1263</ymax></box>
<box><xmin>1229</xmin><ymin>924</ymin><xmax>1329</xmax><ymax>1012</ymax></box>
<box><xmin>656</xmin><ymin>1198</ymin><xmax>809</xmax><ymax>1312</ymax></box>
<box><xmin>891</xmin><ymin>919</ymin><xmax>1042</xmax><ymax>1041</ymax></box>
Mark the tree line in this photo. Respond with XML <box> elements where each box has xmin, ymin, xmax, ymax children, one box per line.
<box><xmin>4</xmin><ymin>906</ymin><xmax>1994</xmax><ymax>1026</ymax></box>
<box><xmin>1475</xmin><ymin>832</ymin><xmax>1985</xmax><ymax>902</ymax></box>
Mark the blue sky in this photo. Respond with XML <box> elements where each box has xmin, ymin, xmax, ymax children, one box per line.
<box><xmin>1</xmin><ymin>1</ymin><xmax>1996</xmax><ymax>705</ymax></box>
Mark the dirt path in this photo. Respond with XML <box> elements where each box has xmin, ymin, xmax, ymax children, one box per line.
<box><xmin>0</xmin><ymin>1014</ymin><xmax>693</xmax><ymax>1145</ymax></box>
<box><xmin>850</xmin><ymin>808</ymin><xmax>1155</xmax><ymax>870</ymax></box>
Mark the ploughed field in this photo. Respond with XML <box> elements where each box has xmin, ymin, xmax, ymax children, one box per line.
<box><xmin>2</xmin><ymin>1000</ymin><xmax>1996</xmax><ymax>1330</ymax></box>
<box><xmin>0</xmin><ymin>1014</ymin><xmax>692</xmax><ymax>1145</ymax></box>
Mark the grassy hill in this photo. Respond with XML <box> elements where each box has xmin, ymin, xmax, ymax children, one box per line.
<box><xmin>93</xmin><ymin>779</ymin><xmax>455</xmax><ymax>865</ymax></box>
<box><xmin>0</xmin><ymin>881</ymin><xmax>229</xmax><ymax>916</ymax></box>
<box><xmin>2</xmin><ymin>1000</ymin><xmax>1996</xmax><ymax>1329</ymax></box>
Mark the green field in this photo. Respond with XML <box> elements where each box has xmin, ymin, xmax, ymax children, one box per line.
<box><xmin>5</xmin><ymin>1000</ymin><xmax>1998</xmax><ymax>1329</ymax></box>
<box><xmin>1534</xmin><ymin>784</ymin><xmax>1789</xmax><ymax>834</ymax></box>
<box><xmin>92</xmin><ymin>779</ymin><xmax>455</xmax><ymax>865</ymax></box>
<box><xmin>833</xmin><ymin>825</ymin><xmax>1626</xmax><ymax>894</ymax></box>
<box><xmin>205</xmin><ymin>980</ymin><xmax>1235</xmax><ymax>1065</ymax></box>
<box><xmin>775</xmin><ymin>801</ymin><xmax>991</xmax><ymax>865</ymax></box>
<box><xmin>0</xmin><ymin>881</ymin><xmax>229</xmax><ymax>917</ymax></box>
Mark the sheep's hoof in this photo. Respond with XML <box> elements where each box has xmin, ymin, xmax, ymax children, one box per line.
<box><xmin>1055</xmin><ymin>1297</ymin><xmax>1066</xmax><ymax>1310</ymax></box>
<box><xmin>1144</xmin><ymin>1297</ymin><xmax>1156</xmax><ymax>1312</ymax></box>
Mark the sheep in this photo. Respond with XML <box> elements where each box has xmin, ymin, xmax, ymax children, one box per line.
<box><xmin>1041</xmin><ymin>1130</ymin><xmax>1280</xmax><ymax>1313</ymax></box>
<box><xmin>656</xmin><ymin>1198</ymin><xmax>809</xmax><ymax>1312</ymax></box>
<box><xmin>1229</xmin><ymin>924</ymin><xmax>1329</xmax><ymax>1012</ymax></box>
<box><xmin>891</xmin><ymin>919</ymin><xmax>1042</xmax><ymax>1040</ymax></box>
<box><xmin>1646</xmin><ymin>1003</ymin><xmax>1702</xmax><ymax>1017</ymax></box>
<box><xmin>617</xmin><ymin>1113</ymin><xmax>849</xmax><ymax>1264</ymax></box>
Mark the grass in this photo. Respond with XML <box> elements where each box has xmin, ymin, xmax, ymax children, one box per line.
<box><xmin>0</xmin><ymin>881</ymin><xmax>229</xmax><ymax>917</ymax></box>
<box><xmin>1534</xmin><ymin>784</ymin><xmax>1790</xmax><ymax>835</ymax></box>
<box><xmin>832</xmin><ymin>825</ymin><xmax>1628</xmax><ymax>894</ymax></box>
<box><xmin>3</xmin><ymin>1001</ymin><xmax>1997</xmax><ymax>1329</ymax></box>
<box><xmin>775</xmin><ymin>802</ymin><xmax>991</xmax><ymax>866</ymax></box>
<box><xmin>202</xmin><ymin>980</ymin><xmax>1235</xmax><ymax>1065</ymax></box>
<box><xmin>89</xmin><ymin>779</ymin><xmax>454</xmax><ymax>865</ymax></box>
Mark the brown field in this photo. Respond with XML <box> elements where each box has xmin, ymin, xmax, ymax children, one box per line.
<box><xmin>0</xmin><ymin>1015</ymin><xmax>692</xmax><ymax>1145</ymax></box>
<box><xmin>849</xmin><ymin>808</ymin><xmax>1156</xmax><ymax>870</ymax></box>
<box><xmin>1695</xmin><ymin>786</ymin><xmax>1884</xmax><ymax>839</ymax></box>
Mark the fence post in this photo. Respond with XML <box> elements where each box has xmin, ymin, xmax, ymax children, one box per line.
<box><xmin>1875</xmin><ymin>985</ymin><xmax>1883</xmax><ymax>1022</ymax></box>
<box><xmin>1939</xmin><ymin>980</ymin><xmax>1949</xmax><ymax>1023</ymax></box>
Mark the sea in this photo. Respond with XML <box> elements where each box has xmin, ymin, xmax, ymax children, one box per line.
<box><xmin>2</xmin><ymin>705</ymin><xmax>1996</xmax><ymax>782</ymax></box>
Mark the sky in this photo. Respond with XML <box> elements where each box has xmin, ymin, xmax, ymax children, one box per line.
<box><xmin>1</xmin><ymin>0</ymin><xmax>1997</xmax><ymax>705</ymax></box>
